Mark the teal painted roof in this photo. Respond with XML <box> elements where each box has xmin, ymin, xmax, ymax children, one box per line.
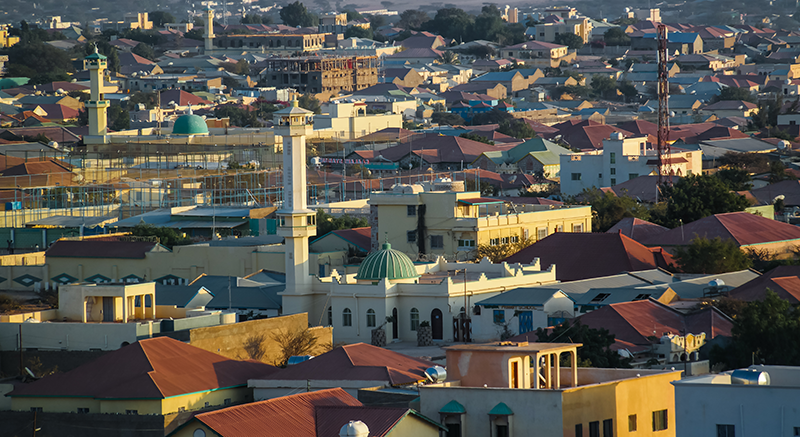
<box><xmin>439</xmin><ymin>400</ymin><xmax>466</xmax><ymax>414</ymax></box>
<box><xmin>489</xmin><ymin>402</ymin><xmax>514</xmax><ymax>415</ymax></box>
<box><xmin>355</xmin><ymin>242</ymin><xmax>419</xmax><ymax>281</ymax></box>
<box><xmin>172</xmin><ymin>114</ymin><xmax>209</xmax><ymax>135</ymax></box>
<box><xmin>0</xmin><ymin>77</ymin><xmax>30</xmax><ymax>90</ymax></box>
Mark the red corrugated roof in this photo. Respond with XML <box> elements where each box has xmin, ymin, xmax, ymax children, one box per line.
<box><xmin>10</xmin><ymin>337</ymin><xmax>278</xmax><ymax>399</ymax></box>
<box><xmin>729</xmin><ymin>265</ymin><xmax>800</xmax><ymax>303</ymax></box>
<box><xmin>606</xmin><ymin>217</ymin><xmax>669</xmax><ymax>241</ymax></box>
<box><xmin>642</xmin><ymin>211</ymin><xmax>800</xmax><ymax>247</ymax></box>
<box><xmin>257</xmin><ymin>343</ymin><xmax>435</xmax><ymax>385</ymax></box>
<box><xmin>330</xmin><ymin>227</ymin><xmax>371</xmax><ymax>252</ymax></box>
<box><xmin>504</xmin><ymin>233</ymin><xmax>675</xmax><ymax>281</ymax></box>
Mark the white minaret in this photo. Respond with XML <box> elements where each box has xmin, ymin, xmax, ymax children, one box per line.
<box><xmin>204</xmin><ymin>8</ymin><xmax>215</xmax><ymax>53</ymax></box>
<box><xmin>84</xmin><ymin>45</ymin><xmax>109</xmax><ymax>145</ymax></box>
<box><xmin>274</xmin><ymin>99</ymin><xmax>316</xmax><ymax>296</ymax></box>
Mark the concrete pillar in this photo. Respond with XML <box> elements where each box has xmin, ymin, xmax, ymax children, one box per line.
<box><xmin>150</xmin><ymin>293</ymin><xmax>156</xmax><ymax>319</ymax></box>
<box><xmin>82</xmin><ymin>297</ymin><xmax>87</xmax><ymax>323</ymax></box>
<box><xmin>545</xmin><ymin>353</ymin><xmax>551</xmax><ymax>389</ymax></box>
<box><xmin>571</xmin><ymin>350</ymin><xmax>578</xmax><ymax>387</ymax></box>
<box><xmin>122</xmin><ymin>296</ymin><xmax>128</xmax><ymax>323</ymax></box>
<box><xmin>554</xmin><ymin>352</ymin><xmax>561</xmax><ymax>389</ymax></box>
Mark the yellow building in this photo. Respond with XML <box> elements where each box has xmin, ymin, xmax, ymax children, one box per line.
<box><xmin>0</xmin><ymin>24</ymin><xmax>20</xmax><ymax>48</ymax></box>
<box><xmin>367</xmin><ymin>188</ymin><xmax>592</xmax><ymax>259</ymax></box>
<box><xmin>419</xmin><ymin>341</ymin><xmax>681</xmax><ymax>437</ymax></box>
<box><xmin>312</xmin><ymin>101</ymin><xmax>403</xmax><ymax>140</ymax></box>
<box><xmin>530</xmin><ymin>15</ymin><xmax>593</xmax><ymax>44</ymax></box>
<box><xmin>8</xmin><ymin>336</ymin><xmax>278</xmax><ymax>417</ymax></box>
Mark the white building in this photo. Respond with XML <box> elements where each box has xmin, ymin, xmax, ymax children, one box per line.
<box><xmin>559</xmin><ymin>133</ymin><xmax>702</xmax><ymax>196</ymax></box>
<box><xmin>673</xmin><ymin>365</ymin><xmax>800</xmax><ymax>437</ymax></box>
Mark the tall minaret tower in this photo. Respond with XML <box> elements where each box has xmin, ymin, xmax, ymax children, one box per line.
<box><xmin>274</xmin><ymin>99</ymin><xmax>317</xmax><ymax>299</ymax></box>
<box><xmin>84</xmin><ymin>45</ymin><xmax>109</xmax><ymax>144</ymax></box>
<box><xmin>204</xmin><ymin>8</ymin><xmax>215</xmax><ymax>53</ymax></box>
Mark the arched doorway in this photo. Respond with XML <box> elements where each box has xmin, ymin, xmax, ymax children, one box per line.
<box><xmin>431</xmin><ymin>308</ymin><xmax>443</xmax><ymax>340</ymax></box>
<box><xmin>392</xmin><ymin>308</ymin><xmax>398</xmax><ymax>339</ymax></box>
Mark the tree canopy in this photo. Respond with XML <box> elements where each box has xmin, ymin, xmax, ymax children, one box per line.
<box><xmin>422</xmin><ymin>8</ymin><xmax>474</xmax><ymax>42</ymax></box>
<box><xmin>130</xmin><ymin>224</ymin><xmax>192</xmax><ymax>248</ymax></box>
<box><xmin>298</xmin><ymin>94</ymin><xmax>322</xmax><ymax>114</ymax></box>
<box><xmin>604</xmin><ymin>28</ymin><xmax>631</xmax><ymax>46</ymax></box>
<box><xmin>554</xmin><ymin>32</ymin><xmax>585</xmax><ymax>49</ymax></box>
<box><xmin>315</xmin><ymin>209</ymin><xmax>369</xmax><ymax>238</ymax></box>
<box><xmin>214</xmin><ymin>105</ymin><xmax>263</xmax><ymax>127</ymax></box>
<box><xmin>149</xmin><ymin>11</ymin><xmax>176</xmax><ymax>27</ymax></box>
<box><xmin>673</xmin><ymin>236</ymin><xmax>752</xmax><ymax>274</ymax></box>
<box><xmin>575</xmin><ymin>189</ymin><xmax>651</xmax><ymax>232</ymax></box>
<box><xmin>280</xmin><ymin>1</ymin><xmax>319</xmax><ymax>27</ymax></box>
<box><xmin>657</xmin><ymin>174</ymin><xmax>751</xmax><ymax>228</ymax></box>
<box><xmin>713</xmin><ymin>86</ymin><xmax>756</xmax><ymax>103</ymax></box>
<box><xmin>398</xmin><ymin>10</ymin><xmax>429</xmax><ymax>29</ymax></box>
<box><xmin>535</xmin><ymin>320</ymin><xmax>632</xmax><ymax>368</ymax></box>
<box><xmin>432</xmin><ymin>112</ymin><xmax>465</xmax><ymax>126</ymax></box>
<box><xmin>1</xmin><ymin>40</ymin><xmax>74</xmax><ymax>84</ymax></box>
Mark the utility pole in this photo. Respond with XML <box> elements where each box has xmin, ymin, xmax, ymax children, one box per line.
<box><xmin>656</xmin><ymin>24</ymin><xmax>671</xmax><ymax>185</ymax></box>
<box><xmin>19</xmin><ymin>324</ymin><xmax>23</xmax><ymax>377</ymax></box>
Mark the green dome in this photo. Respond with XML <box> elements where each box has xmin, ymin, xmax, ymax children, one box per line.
<box><xmin>172</xmin><ymin>113</ymin><xmax>209</xmax><ymax>136</ymax></box>
<box><xmin>356</xmin><ymin>242</ymin><xmax>420</xmax><ymax>281</ymax></box>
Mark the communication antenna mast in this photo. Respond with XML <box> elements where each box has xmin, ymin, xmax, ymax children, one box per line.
<box><xmin>657</xmin><ymin>23</ymin><xmax>671</xmax><ymax>185</ymax></box>
<box><xmin>223</xmin><ymin>1</ymin><xmax>229</xmax><ymax>26</ymax></box>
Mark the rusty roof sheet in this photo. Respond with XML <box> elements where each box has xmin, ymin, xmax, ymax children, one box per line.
<box><xmin>729</xmin><ymin>265</ymin><xmax>800</xmax><ymax>303</ymax></box>
<box><xmin>642</xmin><ymin>211</ymin><xmax>800</xmax><ymax>247</ymax></box>
<box><xmin>256</xmin><ymin>343</ymin><xmax>435</xmax><ymax>385</ymax></box>
<box><xmin>9</xmin><ymin>337</ymin><xmax>279</xmax><ymax>399</ymax></box>
<box><xmin>504</xmin><ymin>232</ymin><xmax>675</xmax><ymax>282</ymax></box>
<box><xmin>607</xmin><ymin>217</ymin><xmax>669</xmax><ymax>241</ymax></box>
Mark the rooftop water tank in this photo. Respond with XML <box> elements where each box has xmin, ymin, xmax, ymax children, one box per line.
<box><xmin>425</xmin><ymin>366</ymin><xmax>447</xmax><ymax>383</ymax></box>
<box><xmin>731</xmin><ymin>368</ymin><xmax>770</xmax><ymax>385</ymax></box>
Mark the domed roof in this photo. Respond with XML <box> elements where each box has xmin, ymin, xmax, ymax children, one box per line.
<box><xmin>355</xmin><ymin>242</ymin><xmax>419</xmax><ymax>281</ymax></box>
<box><xmin>172</xmin><ymin>109</ymin><xmax>209</xmax><ymax>136</ymax></box>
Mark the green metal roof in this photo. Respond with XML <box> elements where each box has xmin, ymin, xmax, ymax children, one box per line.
<box><xmin>488</xmin><ymin>402</ymin><xmax>514</xmax><ymax>416</ymax></box>
<box><xmin>439</xmin><ymin>400</ymin><xmax>466</xmax><ymax>414</ymax></box>
<box><xmin>172</xmin><ymin>114</ymin><xmax>209</xmax><ymax>135</ymax></box>
<box><xmin>355</xmin><ymin>242</ymin><xmax>419</xmax><ymax>281</ymax></box>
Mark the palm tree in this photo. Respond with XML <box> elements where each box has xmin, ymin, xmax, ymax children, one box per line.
<box><xmin>439</xmin><ymin>51</ymin><xmax>460</xmax><ymax>65</ymax></box>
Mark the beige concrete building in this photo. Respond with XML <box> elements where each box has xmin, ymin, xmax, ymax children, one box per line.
<box><xmin>367</xmin><ymin>187</ymin><xmax>592</xmax><ymax>260</ymax></box>
<box><xmin>530</xmin><ymin>15</ymin><xmax>592</xmax><ymax>44</ymax></box>
<box><xmin>313</xmin><ymin>101</ymin><xmax>403</xmax><ymax>140</ymax></box>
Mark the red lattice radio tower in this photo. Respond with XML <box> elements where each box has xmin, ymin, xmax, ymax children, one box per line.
<box><xmin>657</xmin><ymin>24</ymin><xmax>671</xmax><ymax>185</ymax></box>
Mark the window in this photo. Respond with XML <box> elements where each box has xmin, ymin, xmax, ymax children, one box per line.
<box><xmin>493</xmin><ymin>310</ymin><xmax>505</xmax><ymax>324</ymax></box>
<box><xmin>78</xmin><ymin>408</ymin><xmax>89</xmax><ymax>414</ymax></box>
<box><xmin>204</xmin><ymin>402</ymin><xmax>210</xmax><ymax>408</ymax></box>
<box><xmin>431</xmin><ymin>235</ymin><xmax>444</xmax><ymax>249</ymax></box>
<box><xmin>610</xmin><ymin>178</ymin><xmax>616</xmax><ymax>185</ymax></box>
<box><xmin>629</xmin><ymin>173</ymin><xmax>639</xmax><ymax>180</ymax></box>
<box><xmin>575</xmin><ymin>424</ymin><xmax>583</xmax><ymax>437</ymax></box>
<box><xmin>490</xmin><ymin>238</ymin><xmax>500</xmax><ymax>246</ymax></box>
<box><xmin>126</xmin><ymin>410</ymin><xmax>138</xmax><ymax>415</ymax></box>
<box><xmin>794</xmin><ymin>427</ymin><xmax>800</xmax><ymax>436</ymax></box>
<box><xmin>510</xmin><ymin>236</ymin><xmax>519</xmax><ymax>243</ymax></box>
<box><xmin>537</xmin><ymin>227</ymin><xmax>548</xmax><ymax>240</ymax></box>
<box><xmin>556</xmin><ymin>225</ymin><xmax>564</xmax><ymax>232</ymax></box>
<box><xmin>407</xmin><ymin>231</ymin><xmax>417</xmax><ymax>243</ymax></box>
<box><xmin>458</xmin><ymin>239</ymin><xmax>476</xmax><ymax>248</ymax></box>
<box><xmin>599</xmin><ymin>173</ymin><xmax>602</xmax><ymax>179</ymax></box>
<box><xmin>178</xmin><ymin>406</ymin><xmax>186</xmax><ymax>412</ymax></box>
<box><xmin>652</xmin><ymin>410</ymin><xmax>668</xmax><ymax>431</ymax></box>
<box><xmin>496</xmin><ymin>424</ymin><xmax>509</xmax><ymax>437</ymax></box>
<box><xmin>342</xmin><ymin>308</ymin><xmax>352</xmax><ymax>327</ymax></box>
<box><xmin>590</xmin><ymin>293</ymin><xmax>611</xmax><ymax>303</ymax></box>
<box><xmin>224</xmin><ymin>398</ymin><xmax>232</xmax><ymax>406</ymax></box>
<box><xmin>572</xmin><ymin>224</ymin><xmax>584</xmax><ymax>232</ymax></box>
<box><xmin>610</xmin><ymin>167</ymin><xmax>616</xmax><ymax>175</ymax></box>
<box><xmin>500</xmin><ymin>237</ymin><xmax>509</xmax><ymax>244</ymax></box>
<box><xmin>628</xmin><ymin>414</ymin><xmax>637</xmax><ymax>431</ymax></box>
<box><xmin>603</xmin><ymin>419</ymin><xmax>613</xmax><ymax>437</ymax></box>
<box><xmin>610</xmin><ymin>152</ymin><xmax>616</xmax><ymax>164</ymax></box>
<box><xmin>589</xmin><ymin>421</ymin><xmax>600</xmax><ymax>437</ymax></box>
<box><xmin>717</xmin><ymin>424</ymin><xmax>735</xmax><ymax>437</ymax></box>
<box><xmin>410</xmin><ymin>308</ymin><xmax>420</xmax><ymax>331</ymax></box>
<box><xmin>327</xmin><ymin>306</ymin><xmax>332</xmax><ymax>326</ymax></box>
<box><xmin>30</xmin><ymin>407</ymin><xmax>43</xmax><ymax>413</ymax></box>
<box><xmin>571</xmin><ymin>173</ymin><xmax>582</xmax><ymax>181</ymax></box>
<box><xmin>407</xmin><ymin>205</ymin><xmax>417</xmax><ymax>216</ymax></box>
<box><xmin>634</xmin><ymin>294</ymin><xmax>651</xmax><ymax>300</ymax></box>
<box><xmin>367</xmin><ymin>309</ymin><xmax>376</xmax><ymax>327</ymax></box>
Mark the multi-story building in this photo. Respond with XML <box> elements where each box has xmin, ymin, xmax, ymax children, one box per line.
<box><xmin>319</xmin><ymin>12</ymin><xmax>347</xmax><ymax>35</ymax></box>
<box><xmin>559</xmin><ymin>132</ymin><xmax>703</xmax><ymax>196</ymax></box>
<box><xmin>258</xmin><ymin>56</ymin><xmax>379</xmax><ymax>95</ymax></box>
<box><xmin>419</xmin><ymin>342</ymin><xmax>682</xmax><ymax>437</ymax></box>
<box><xmin>673</xmin><ymin>365</ymin><xmax>800</xmax><ymax>437</ymax></box>
<box><xmin>529</xmin><ymin>11</ymin><xmax>592</xmax><ymax>44</ymax></box>
<box><xmin>0</xmin><ymin>24</ymin><xmax>19</xmax><ymax>48</ymax></box>
<box><xmin>367</xmin><ymin>188</ymin><xmax>592</xmax><ymax>258</ymax></box>
<box><xmin>213</xmin><ymin>32</ymin><xmax>327</xmax><ymax>53</ymax></box>
<box><xmin>312</xmin><ymin>101</ymin><xmax>403</xmax><ymax>140</ymax></box>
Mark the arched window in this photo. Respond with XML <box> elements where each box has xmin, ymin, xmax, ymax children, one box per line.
<box><xmin>410</xmin><ymin>308</ymin><xmax>420</xmax><ymax>331</ymax></box>
<box><xmin>342</xmin><ymin>308</ymin><xmax>352</xmax><ymax>327</ymax></box>
<box><xmin>366</xmin><ymin>309</ymin><xmax>376</xmax><ymax>327</ymax></box>
<box><xmin>327</xmin><ymin>306</ymin><xmax>332</xmax><ymax>326</ymax></box>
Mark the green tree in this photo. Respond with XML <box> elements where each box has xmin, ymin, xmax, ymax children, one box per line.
<box><xmin>367</xmin><ymin>14</ymin><xmax>387</xmax><ymax>30</ymax></box>
<box><xmin>344</xmin><ymin>10</ymin><xmax>363</xmax><ymax>21</ymax></box>
<box><xmin>215</xmin><ymin>105</ymin><xmax>263</xmax><ymax>127</ymax></box>
<box><xmin>241</xmin><ymin>14</ymin><xmax>272</xmax><ymax>24</ymax></box>
<box><xmin>604</xmin><ymin>27</ymin><xmax>630</xmax><ymax>46</ymax></box>
<box><xmin>470</xmin><ymin>109</ymin><xmax>514</xmax><ymax>126</ymax></box>
<box><xmin>617</xmin><ymin>80</ymin><xmax>638</xmax><ymax>101</ymax></box>
<box><xmin>535</xmin><ymin>320</ymin><xmax>633</xmax><ymax>368</ymax></box>
<box><xmin>472</xmin><ymin>5</ymin><xmax>505</xmax><ymax>42</ymax></box>
<box><xmin>280</xmin><ymin>1</ymin><xmax>319</xmax><ymax>27</ymax></box>
<box><xmin>715</xmin><ymin>168</ymin><xmax>753</xmax><ymax>191</ymax></box>
<box><xmin>554</xmin><ymin>32</ymin><xmax>585</xmax><ymax>49</ymax></box>
<box><xmin>345</xmin><ymin>26</ymin><xmax>373</xmax><ymax>39</ymax></box>
<box><xmin>712</xmin><ymin>86</ymin><xmax>756</xmax><ymax>103</ymax></box>
<box><xmin>439</xmin><ymin>51</ymin><xmax>460</xmax><ymax>65</ymax></box>
<box><xmin>431</xmin><ymin>112</ymin><xmax>465</xmax><ymax>126</ymax></box>
<box><xmin>657</xmin><ymin>174</ymin><xmax>751</xmax><ymax>228</ymax></box>
<box><xmin>298</xmin><ymin>93</ymin><xmax>321</xmax><ymax>114</ymax></box>
<box><xmin>673</xmin><ymin>237</ymin><xmax>752</xmax><ymax>274</ymax></box>
<box><xmin>398</xmin><ymin>10</ymin><xmax>429</xmax><ymax>29</ymax></box>
<box><xmin>718</xmin><ymin>152</ymin><xmax>770</xmax><ymax>173</ymax></box>
<box><xmin>130</xmin><ymin>224</ymin><xmax>192</xmax><ymax>248</ymax></box>
<box><xmin>476</xmin><ymin>234</ymin><xmax>533</xmax><ymax>262</ymax></box>
<box><xmin>590</xmin><ymin>74</ymin><xmax>618</xmax><ymax>99</ymax></box>
<box><xmin>132</xmin><ymin>43</ymin><xmax>156</xmax><ymax>61</ymax></box>
<box><xmin>108</xmin><ymin>105</ymin><xmax>130</xmax><ymax>131</ymax></box>
<box><xmin>315</xmin><ymin>209</ymin><xmax>369</xmax><ymax>238</ymax></box>
<box><xmin>575</xmin><ymin>189</ymin><xmax>651</xmax><ymax>232</ymax></box>
<box><xmin>1</xmin><ymin>40</ymin><xmax>74</xmax><ymax>84</ymax></box>
<box><xmin>769</xmin><ymin>160</ymin><xmax>796</xmax><ymax>183</ymax></box>
<box><xmin>422</xmin><ymin>8</ymin><xmax>474</xmax><ymax>42</ymax></box>
<box><xmin>128</xmin><ymin>91</ymin><xmax>158</xmax><ymax>110</ymax></box>
<box><xmin>149</xmin><ymin>11</ymin><xmax>176</xmax><ymax>27</ymax></box>
<box><xmin>498</xmin><ymin>118</ymin><xmax>537</xmax><ymax>139</ymax></box>
<box><xmin>711</xmin><ymin>290</ymin><xmax>800</xmax><ymax>369</ymax></box>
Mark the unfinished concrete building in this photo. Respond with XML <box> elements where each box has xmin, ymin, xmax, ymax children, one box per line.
<box><xmin>258</xmin><ymin>56</ymin><xmax>379</xmax><ymax>95</ymax></box>
<box><xmin>213</xmin><ymin>33</ymin><xmax>327</xmax><ymax>53</ymax></box>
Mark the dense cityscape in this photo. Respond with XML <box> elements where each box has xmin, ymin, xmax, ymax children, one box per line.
<box><xmin>0</xmin><ymin>0</ymin><xmax>799</xmax><ymax>435</ymax></box>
